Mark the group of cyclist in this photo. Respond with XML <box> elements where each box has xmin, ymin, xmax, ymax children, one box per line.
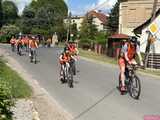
<box><xmin>10</xmin><ymin>35</ymin><xmax>39</xmax><ymax>63</ymax></box>
<box><xmin>10</xmin><ymin>34</ymin><xmax>143</xmax><ymax>93</ymax></box>
<box><xmin>59</xmin><ymin>41</ymin><xmax>79</xmax><ymax>85</ymax></box>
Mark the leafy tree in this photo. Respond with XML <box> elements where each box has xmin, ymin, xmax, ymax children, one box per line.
<box><xmin>20</xmin><ymin>0</ymin><xmax>68</xmax><ymax>38</ymax></box>
<box><xmin>18</xmin><ymin>7</ymin><xmax>35</xmax><ymax>34</ymax></box>
<box><xmin>107</xmin><ymin>0</ymin><xmax>120</xmax><ymax>34</ymax></box>
<box><xmin>80</xmin><ymin>15</ymin><xmax>98</xmax><ymax>41</ymax></box>
<box><xmin>0</xmin><ymin>0</ymin><xmax>3</xmax><ymax>28</ymax></box>
<box><xmin>2</xmin><ymin>0</ymin><xmax>18</xmax><ymax>25</ymax></box>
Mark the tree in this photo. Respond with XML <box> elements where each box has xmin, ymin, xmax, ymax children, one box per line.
<box><xmin>2</xmin><ymin>1</ymin><xmax>18</xmax><ymax>25</ymax></box>
<box><xmin>19</xmin><ymin>7</ymin><xmax>35</xmax><ymax>34</ymax></box>
<box><xmin>107</xmin><ymin>0</ymin><xmax>120</xmax><ymax>34</ymax></box>
<box><xmin>20</xmin><ymin>0</ymin><xmax>68</xmax><ymax>38</ymax></box>
<box><xmin>80</xmin><ymin>15</ymin><xmax>98</xmax><ymax>40</ymax></box>
<box><xmin>0</xmin><ymin>0</ymin><xmax>3</xmax><ymax>28</ymax></box>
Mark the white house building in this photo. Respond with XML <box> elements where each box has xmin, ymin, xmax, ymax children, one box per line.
<box><xmin>134</xmin><ymin>9</ymin><xmax>160</xmax><ymax>69</ymax></box>
<box><xmin>64</xmin><ymin>16</ymin><xmax>84</xmax><ymax>31</ymax></box>
<box><xmin>64</xmin><ymin>11</ymin><xmax>108</xmax><ymax>32</ymax></box>
<box><xmin>88</xmin><ymin>11</ymin><xmax>108</xmax><ymax>31</ymax></box>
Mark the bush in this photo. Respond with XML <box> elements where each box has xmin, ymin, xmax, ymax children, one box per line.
<box><xmin>95</xmin><ymin>32</ymin><xmax>107</xmax><ymax>45</ymax></box>
<box><xmin>0</xmin><ymin>25</ymin><xmax>20</xmax><ymax>43</ymax></box>
<box><xmin>79</xmin><ymin>38</ymin><xmax>91</xmax><ymax>49</ymax></box>
<box><xmin>0</xmin><ymin>34</ymin><xmax>11</xmax><ymax>43</ymax></box>
<box><xmin>0</xmin><ymin>80</ymin><xmax>14</xmax><ymax>120</ymax></box>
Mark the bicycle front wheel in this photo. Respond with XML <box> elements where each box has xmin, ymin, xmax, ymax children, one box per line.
<box><xmin>129</xmin><ymin>75</ymin><xmax>141</xmax><ymax>99</ymax></box>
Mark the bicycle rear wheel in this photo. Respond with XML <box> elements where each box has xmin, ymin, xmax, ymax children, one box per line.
<box><xmin>34</xmin><ymin>51</ymin><xmax>37</xmax><ymax>64</ymax></box>
<box><xmin>68</xmin><ymin>67</ymin><xmax>73</xmax><ymax>88</ymax></box>
<box><xmin>129</xmin><ymin>75</ymin><xmax>141</xmax><ymax>99</ymax></box>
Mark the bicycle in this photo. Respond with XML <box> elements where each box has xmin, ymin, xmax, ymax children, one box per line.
<box><xmin>30</xmin><ymin>49</ymin><xmax>37</xmax><ymax>64</ymax></box>
<box><xmin>119</xmin><ymin>64</ymin><xmax>141</xmax><ymax>100</ymax></box>
<box><xmin>61</xmin><ymin>62</ymin><xmax>74</xmax><ymax>88</ymax></box>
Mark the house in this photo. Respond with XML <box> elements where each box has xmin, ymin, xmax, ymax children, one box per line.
<box><xmin>64</xmin><ymin>16</ymin><xmax>84</xmax><ymax>31</ymax></box>
<box><xmin>134</xmin><ymin>8</ymin><xmax>160</xmax><ymax>69</ymax></box>
<box><xmin>87</xmin><ymin>10</ymin><xmax>108</xmax><ymax>31</ymax></box>
<box><xmin>64</xmin><ymin>11</ymin><xmax>108</xmax><ymax>32</ymax></box>
<box><xmin>119</xmin><ymin>0</ymin><xmax>160</xmax><ymax>36</ymax></box>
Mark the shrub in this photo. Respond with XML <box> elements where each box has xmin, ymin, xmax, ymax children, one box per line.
<box><xmin>0</xmin><ymin>25</ymin><xmax>20</xmax><ymax>43</ymax></box>
<box><xmin>0</xmin><ymin>80</ymin><xmax>14</xmax><ymax>120</ymax></box>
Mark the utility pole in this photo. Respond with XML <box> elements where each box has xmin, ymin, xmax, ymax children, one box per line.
<box><xmin>144</xmin><ymin>0</ymin><xmax>158</xmax><ymax>68</ymax></box>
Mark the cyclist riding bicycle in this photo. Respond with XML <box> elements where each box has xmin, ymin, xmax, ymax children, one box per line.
<box><xmin>118</xmin><ymin>36</ymin><xmax>143</xmax><ymax>92</ymax></box>
<box><xmin>59</xmin><ymin>49</ymin><xmax>71</xmax><ymax>82</ymax></box>
<box><xmin>29</xmin><ymin>36</ymin><xmax>38</xmax><ymax>62</ymax></box>
<box><xmin>67</xmin><ymin>42</ymin><xmax>79</xmax><ymax>75</ymax></box>
<box><xmin>16</xmin><ymin>37</ymin><xmax>23</xmax><ymax>55</ymax></box>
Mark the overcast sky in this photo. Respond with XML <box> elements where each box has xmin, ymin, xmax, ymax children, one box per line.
<box><xmin>11</xmin><ymin>0</ymin><xmax>117</xmax><ymax>15</ymax></box>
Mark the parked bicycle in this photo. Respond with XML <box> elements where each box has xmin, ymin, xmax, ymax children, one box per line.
<box><xmin>119</xmin><ymin>64</ymin><xmax>141</xmax><ymax>99</ymax></box>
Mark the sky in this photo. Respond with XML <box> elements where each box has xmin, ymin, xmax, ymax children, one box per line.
<box><xmin>11</xmin><ymin>0</ymin><xmax>117</xmax><ymax>15</ymax></box>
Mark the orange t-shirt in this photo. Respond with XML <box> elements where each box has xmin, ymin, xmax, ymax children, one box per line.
<box><xmin>127</xmin><ymin>44</ymin><xmax>136</xmax><ymax>60</ymax></box>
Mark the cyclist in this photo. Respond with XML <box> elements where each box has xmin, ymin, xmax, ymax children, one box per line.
<box><xmin>10</xmin><ymin>36</ymin><xmax>16</xmax><ymax>52</ymax></box>
<box><xmin>24</xmin><ymin>35</ymin><xmax>29</xmax><ymax>52</ymax></box>
<box><xmin>16</xmin><ymin>37</ymin><xmax>23</xmax><ymax>55</ymax></box>
<box><xmin>68</xmin><ymin>41</ymin><xmax>79</xmax><ymax>75</ymax></box>
<box><xmin>118</xmin><ymin>36</ymin><xmax>143</xmax><ymax>92</ymax></box>
<box><xmin>29</xmin><ymin>36</ymin><xmax>38</xmax><ymax>62</ymax></box>
<box><xmin>59</xmin><ymin>49</ymin><xmax>71</xmax><ymax>83</ymax></box>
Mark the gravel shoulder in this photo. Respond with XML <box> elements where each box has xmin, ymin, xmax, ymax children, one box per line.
<box><xmin>0</xmin><ymin>46</ymin><xmax>73</xmax><ymax>120</ymax></box>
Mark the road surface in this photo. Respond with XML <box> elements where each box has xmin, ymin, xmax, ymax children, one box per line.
<box><xmin>1</xmin><ymin>44</ymin><xmax>160</xmax><ymax>120</ymax></box>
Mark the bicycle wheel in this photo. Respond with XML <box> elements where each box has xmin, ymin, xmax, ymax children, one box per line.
<box><xmin>34</xmin><ymin>51</ymin><xmax>37</xmax><ymax>64</ymax></box>
<box><xmin>61</xmin><ymin>67</ymin><xmax>66</xmax><ymax>83</ymax></box>
<box><xmin>128</xmin><ymin>75</ymin><xmax>141</xmax><ymax>99</ymax></box>
<box><xmin>68</xmin><ymin>66</ymin><xmax>73</xmax><ymax>88</ymax></box>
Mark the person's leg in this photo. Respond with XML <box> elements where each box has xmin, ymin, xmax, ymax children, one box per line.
<box><xmin>118</xmin><ymin>58</ymin><xmax>126</xmax><ymax>91</ymax></box>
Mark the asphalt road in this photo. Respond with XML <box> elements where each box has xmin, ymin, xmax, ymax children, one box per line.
<box><xmin>1</xmin><ymin>45</ymin><xmax>160</xmax><ymax>120</ymax></box>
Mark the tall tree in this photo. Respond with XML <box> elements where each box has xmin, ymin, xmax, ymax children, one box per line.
<box><xmin>80</xmin><ymin>15</ymin><xmax>98</xmax><ymax>40</ymax></box>
<box><xmin>19</xmin><ymin>7</ymin><xmax>35</xmax><ymax>34</ymax></box>
<box><xmin>0</xmin><ymin>0</ymin><xmax>3</xmax><ymax>28</ymax></box>
<box><xmin>107</xmin><ymin>0</ymin><xmax>120</xmax><ymax>34</ymax></box>
<box><xmin>2</xmin><ymin>0</ymin><xmax>18</xmax><ymax>25</ymax></box>
<box><xmin>20</xmin><ymin>0</ymin><xmax>68</xmax><ymax>37</ymax></box>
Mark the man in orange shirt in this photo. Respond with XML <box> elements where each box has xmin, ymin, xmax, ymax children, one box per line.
<box><xmin>10</xmin><ymin>36</ymin><xmax>16</xmax><ymax>52</ymax></box>
<box><xmin>118</xmin><ymin>36</ymin><xmax>143</xmax><ymax>92</ymax></box>
<box><xmin>29</xmin><ymin>36</ymin><xmax>38</xmax><ymax>63</ymax></box>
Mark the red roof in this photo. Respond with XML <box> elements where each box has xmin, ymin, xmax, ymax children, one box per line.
<box><xmin>109</xmin><ymin>34</ymin><xmax>129</xmax><ymax>39</ymax></box>
<box><xmin>88</xmin><ymin>11</ymin><xmax>108</xmax><ymax>24</ymax></box>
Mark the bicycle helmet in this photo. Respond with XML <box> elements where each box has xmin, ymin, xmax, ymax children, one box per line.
<box><xmin>129</xmin><ymin>36</ymin><xmax>137</xmax><ymax>43</ymax></box>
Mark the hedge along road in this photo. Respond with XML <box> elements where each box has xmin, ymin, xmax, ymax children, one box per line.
<box><xmin>1</xmin><ymin>44</ymin><xmax>160</xmax><ymax>120</ymax></box>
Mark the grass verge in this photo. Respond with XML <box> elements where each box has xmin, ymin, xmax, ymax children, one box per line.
<box><xmin>79</xmin><ymin>48</ymin><xmax>117</xmax><ymax>65</ymax></box>
<box><xmin>0</xmin><ymin>57</ymin><xmax>32</xmax><ymax>99</ymax></box>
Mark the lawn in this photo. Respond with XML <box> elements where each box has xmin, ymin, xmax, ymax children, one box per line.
<box><xmin>79</xmin><ymin>48</ymin><xmax>117</xmax><ymax>65</ymax></box>
<box><xmin>0</xmin><ymin>57</ymin><xmax>32</xmax><ymax>99</ymax></box>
